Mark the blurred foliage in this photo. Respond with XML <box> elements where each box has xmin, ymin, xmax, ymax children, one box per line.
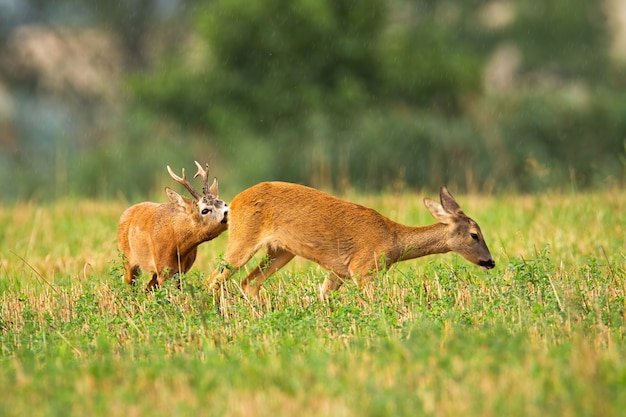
<box><xmin>1</xmin><ymin>0</ymin><xmax>625</xmax><ymax>200</ymax></box>
<box><xmin>131</xmin><ymin>0</ymin><xmax>486</xmax><ymax>132</ymax></box>
<box><xmin>509</xmin><ymin>0</ymin><xmax>609</xmax><ymax>79</ymax></box>
<box><xmin>132</xmin><ymin>0</ymin><xmax>388</xmax><ymax>135</ymax></box>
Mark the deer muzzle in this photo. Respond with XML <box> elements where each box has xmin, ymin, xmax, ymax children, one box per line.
<box><xmin>479</xmin><ymin>259</ymin><xmax>496</xmax><ymax>269</ymax></box>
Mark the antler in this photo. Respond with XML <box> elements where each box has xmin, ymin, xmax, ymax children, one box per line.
<box><xmin>194</xmin><ymin>161</ymin><xmax>220</xmax><ymax>197</ymax></box>
<box><xmin>167</xmin><ymin>165</ymin><xmax>201</xmax><ymax>199</ymax></box>
<box><xmin>193</xmin><ymin>161</ymin><xmax>211</xmax><ymax>196</ymax></box>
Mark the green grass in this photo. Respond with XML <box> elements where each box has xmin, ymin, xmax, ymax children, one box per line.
<box><xmin>1</xmin><ymin>191</ymin><xmax>625</xmax><ymax>416</ymax></box>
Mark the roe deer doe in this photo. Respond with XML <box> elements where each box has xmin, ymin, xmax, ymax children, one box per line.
<box><xmin>208</xmin><ymin>182</ymin><xmax>494</xmax><ymax>300</ymax></box>
<box><xmin>118</xmin><ymin>162</ymin><xmax>228</xmax><ymax>290</ymax></box>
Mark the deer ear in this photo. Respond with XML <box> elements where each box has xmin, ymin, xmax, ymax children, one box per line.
<box><xmin>424</xmin><ymin>197</ymin><xmax>453</xmax><ymax>224</ymax></box>
<box><xmin>165</xmin><ymin>187</ymin><xmax>188</xmax><ymax>209</ymax></box>
<box><xmin>209</xmin><ymin>177</ymin><xmax>219</xmax><ymax>197</ymax></box>
<box><xmin>439</xmin><ymin>187</ymin><xmax>464</xmax><ymax>215</ymax></box>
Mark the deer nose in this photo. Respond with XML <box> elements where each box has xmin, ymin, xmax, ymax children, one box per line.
<box><xmin>479</xmin><ymin>259</ymin><xmax>495</xmax><ymax>269</ymax></box>
<box><xmin>221</xmin><ymin>210</ymin><xmax>228</xmax><ymax>224</ymax></box>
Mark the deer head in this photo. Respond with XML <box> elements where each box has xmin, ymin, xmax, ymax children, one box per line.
<box><xmin>423</xmin><ymin>187</ymin><xmax>495</xmax><ymax>269</ymax></box>
<box><xmin>166</xmin><ymin>161</ymin><xmax>228</xmax><ymax>229</ymax></box>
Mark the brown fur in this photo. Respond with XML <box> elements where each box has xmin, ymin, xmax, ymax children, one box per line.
<box><xmin>117</xmin><ymin>163</ymin><xmax>228</xmax><ymax>290</ymax></box>
<box><xmin>208</xmin><ymin>182</ymin><xmax>494</xmax><ymax>300</ymax></box>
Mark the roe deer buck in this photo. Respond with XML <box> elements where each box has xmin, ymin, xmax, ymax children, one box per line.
<box><xmin>208</xmin><ymin>182</ymin><xmax>494</xmax><ymax>300</ymax></box>
<box><xmin>118</xmin><ymin>161</ymin><xmax>228</xmax><ymax>290</ymax></box>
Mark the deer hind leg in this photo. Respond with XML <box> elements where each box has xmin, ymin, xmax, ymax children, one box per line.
<box><xmin>146</xmin><ymin>266</ymin><xmax>175</xmax><ymax>291</ymax></box>
<box><xmin>240</xmin><ymin>248</ymin><xmax>295</xmax><ymax>301</ymax></box>
<box><xmin>157</xmin><ymin>267</ymin><xmax>178</xmax><ymax>287</ymax></box>
<box><xmin>207</xmin><ymin>243</ymin><xmax>258</xmax><ymax>292</ymax></box>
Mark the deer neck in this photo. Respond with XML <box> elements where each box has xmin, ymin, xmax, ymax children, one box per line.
<box><xmin>198</xmin><ymin>220</ymin><xmax>228</xmax><ymax>244</ymax></box>
<box><xmin>393</xmin><ymin>222</ymin><xmax>450</xmax><ymax>263</ymax></box>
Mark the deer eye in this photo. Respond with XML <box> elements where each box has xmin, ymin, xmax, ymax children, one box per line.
<box><xmin>201</xmin><ymin>208</ymin><xmax>212</xmax><ymax>215</ymax></box>
<box><xmin>470</xmin><ymin>232</ymin><xmax>479</xmax><ymax>241</ymax></box>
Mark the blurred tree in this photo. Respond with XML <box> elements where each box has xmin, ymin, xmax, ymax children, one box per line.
<box><xmin>132</xmin><ymin>0</ymin><xmax>493</xmax><ymax>131</ymax></box>
<box><xmin>130</xmin><ymin>0</ymin><xmax>494</xmax><ymax>189</ymax></box>
<box><xmin>379</xmin><ymin>0</ymin><xmax>484</xmax><ymax>113</ymax></box>
<box><xmin>133</xmin><ymin>0</ymin><xmax>387</xmax><ymax>136</ymax></box>
<box><xmin>89</xmin><ymin>0</ymin><xmax>157</xmax><ymax>69</ymax></box>
<box><xmin>508</xmin><ymin>0</ymin><xmax>610</xmax><ymax>81</ymax></box>
<box><xmin>0</xmin><ymin>0</ymin><xmax>167</xmax><ymax>70</ymax></box>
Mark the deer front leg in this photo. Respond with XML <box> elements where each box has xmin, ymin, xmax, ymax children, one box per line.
<box><xmin>145</xmin><ymin>273</ymin><xmax>159</xmax><ymax>291</ymax></box>
<box><xmin>125</xmin><ymin>264</ymin><xmax>141</xmax><ymax>286</ymax></box>
<box><xmin>320</xmin><ymin>274</ymin><xmax>345</xmax><ymax>299</ymax></box>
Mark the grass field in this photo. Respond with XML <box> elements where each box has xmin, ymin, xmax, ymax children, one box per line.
<box><xmin>1</xmin><ymin>189</ymin><xmax>625</xmax><ymax>416</ymax></box>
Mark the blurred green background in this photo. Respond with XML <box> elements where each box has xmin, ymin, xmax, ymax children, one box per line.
<box><xmin>1</xmin><ymin>0</ymin><xmax>625</xmax><ymax>200</ymax></box>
